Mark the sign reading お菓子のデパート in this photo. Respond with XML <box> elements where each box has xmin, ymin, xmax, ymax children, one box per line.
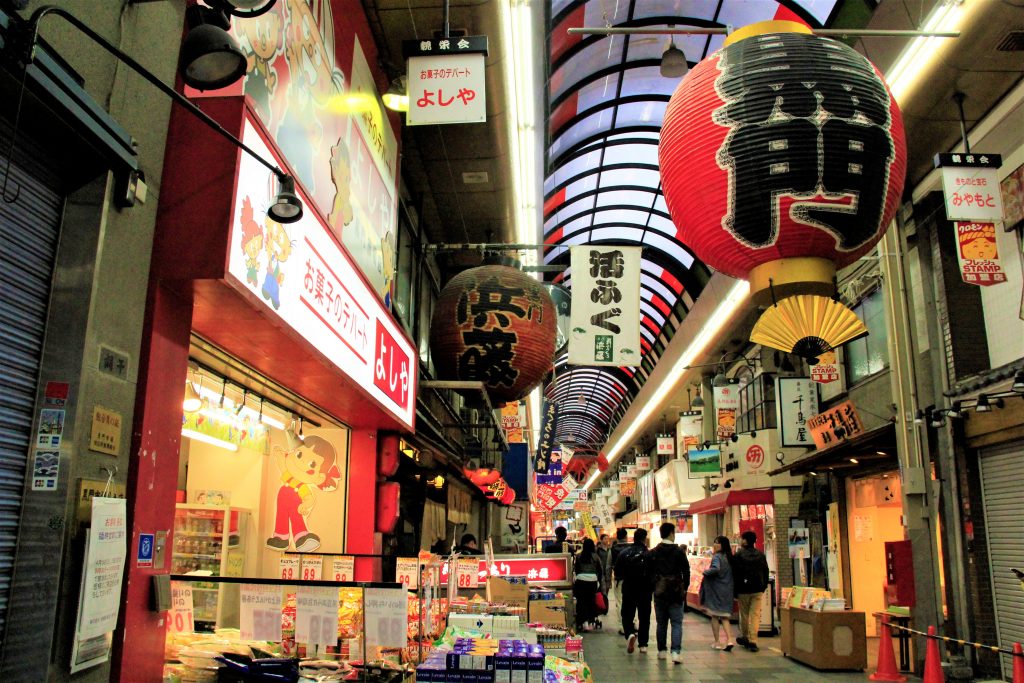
<box><xmin>225</xmin><ymin>116</ymin><xmax>416</xmax><ymax>430</ymax></box>
<box><xmin>404</xmin><ymin>36</ymin><xmax>488</xmax><ymax>127</ymax></box>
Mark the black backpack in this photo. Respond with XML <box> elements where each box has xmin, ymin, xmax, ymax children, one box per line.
<box><xmin>617</xmin><ymin>545</ymin><xmax>649</xmax><ymax>583</ymax></box>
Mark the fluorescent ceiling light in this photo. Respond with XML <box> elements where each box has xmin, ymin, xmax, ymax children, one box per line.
<box><xmin>585</xmin><ymin>280</ymin><xmax>750</xmax><ymax>489</ymax></box>
<box><xmin>182</xmin><ymin>428</ymin><xmax>239</xmax><ymax>452</ymax></box>
<box><xmin>885</xmin><ymin>0</ymin><xmax>967</xmax><ymax>104</ymax></box>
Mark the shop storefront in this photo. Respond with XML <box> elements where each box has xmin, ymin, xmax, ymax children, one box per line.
<box><xmin>112</xmin><ymin>2</ymin><xmax>415</xmax><ymax>677</ymax></box>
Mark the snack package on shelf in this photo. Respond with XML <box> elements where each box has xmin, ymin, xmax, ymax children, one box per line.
<box><xmin>338</xmin><ymin>587</ymin><xmax>364</xmax><ymax>639</ymax></box>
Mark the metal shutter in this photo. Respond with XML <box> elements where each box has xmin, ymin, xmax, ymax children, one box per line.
<box><xmin>0</xmin><ymin>142</ymin><xmax>65</xmax><ymax>639</ymax></box>
<box><xmin>980</xmin><ymin>441</ymin><xmax>1024</xmax><ymax>680</ymax></box>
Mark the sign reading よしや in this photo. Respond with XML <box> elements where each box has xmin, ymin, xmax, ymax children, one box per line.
<box><xmin>404</xmin><ymin>36</ymin><xmax>488</xmax><ymax>126</ymax></box>
<box><xmin>226</xmin><ymin>116</ymin><xmax>416</xmax><ymax>430</ymax></box>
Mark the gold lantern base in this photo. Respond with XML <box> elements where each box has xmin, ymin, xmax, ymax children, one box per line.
<box><xmin>750</xmin><ymin>294</ymin><xmax>868</xmax><ymax>362</ymax></box>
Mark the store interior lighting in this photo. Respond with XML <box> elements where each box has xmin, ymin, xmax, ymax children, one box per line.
<box><xmin>189</xmin><ymin>366</ymin><xmax>295</xmax><ymax>432</ymax></box>
<box><xmin>659</xmin><ymin>36</ymin><xmax>688</xmax><ymax>79</ymax></box>
<box><xmin>382</xmin><ymin>76</ymin><xmax>409</xmax><ymax>112</ymax></box>
<box><xmin>183</xmin><ymin>373</ymin><xmax>204</xmax><ymax>413</ymax></box>
<box><xmin>181</xmin><ymin>428</ymin><xmax>239</xmax><ymax>452</ymax></box>
<box><xmin>885</xmin><ymin>0</ymin><xmax>969</xmax><ymax>103</ymax></box>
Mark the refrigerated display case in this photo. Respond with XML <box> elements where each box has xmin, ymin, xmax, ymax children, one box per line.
<box><xmin>172</xmin><ymin>504</ymin><xmax>250</xmax><ymax>630</ymax></box>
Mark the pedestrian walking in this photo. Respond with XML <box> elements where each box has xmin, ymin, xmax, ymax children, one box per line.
<box><xmin>732</xmin><ymin>530</ymin><xmax>770</xmax><ymax>652</ymax></box>
<box><xmin>700</xmin><ymin>535</ymin><xmax>735</xmax><ymax>651</ymax></box>
<box><xmin>614</xmin><ymin>528</ymin><xmax>652</xmax><ymax>654</ymax></box>
<box><xmin>610</xmin><ymin>528</ymin><xmax>630</xmax><ymax>611</ymax></box>
<box><xmin>596</xmin><ymin>534</ymin><xmax>613</xmax><ymax>589</ymax></box>
<box><xmin>545</xmin><ymin>526</ymin><xmax>569</xmax><ymax>553</ymax></box>
<box><xmin>649</xmin><ymin>522</ymin><xmax>690</xmax><ymax>664</ymax></box>
<box><xmin>572</xmin><ymin>538</ymin><xmax>604</xmax><ymax>632</ymax></box>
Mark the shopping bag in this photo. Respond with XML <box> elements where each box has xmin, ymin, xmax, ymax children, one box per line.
<box><xmin>595</xmin><ymin>590</ymin><xmax>608</xmax><ymax>614</ymax></box>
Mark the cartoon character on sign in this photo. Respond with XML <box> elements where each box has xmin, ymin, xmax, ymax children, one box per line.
<box><xmin>261</xmin><ymin>220</ymin><xmax>293</xmax><ymax>310</ymax></box>
<box><xmin>239</xmin><ymin>197</ymin><xmax>265</xmax><ymax>286</ymax></box>
<box><xmin>959</xmin><ymin>229</ymin><xmax>997</xmax><ymax>259</ymax></box>
<box><xmin>328</xmin><ymin>140</ymin><xmax>354</xmax><ymax>238</ymax></box>
<box><xmin>236</xmin><ymin>5</ymin><xmax>283</xmax><ymax>124</ymax></box>
<box><xmin>267</xmin><ymin>432</ymin><xmax>340</xmax><ymax>552</ymax></box>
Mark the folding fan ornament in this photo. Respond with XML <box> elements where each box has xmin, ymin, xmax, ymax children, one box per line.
<box><xmin>659</xmin><ymin>20</ymin><xmax>907</xmax><ymax>360</ymax></box>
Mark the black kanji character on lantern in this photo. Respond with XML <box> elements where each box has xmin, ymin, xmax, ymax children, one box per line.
<box><xmin>459</xmin><ymin>328</ymin><xmax>520</xmax><ymax>387</ymax></box>
<box><xmin>457</xmin><ymin>276</ymin><xmax>526</xmax><ymax>328</ymax></box>
<box><xmin>590</xmin><ymin>279</ymin><xmax>622</xmax><ymax>305</ymax></box>
<box><xmin>590</xmin><ymin>308</ymin><xmax>622</xmax><ymax>334</ymax></box>
<box><xmin>713</xmin><ymin>32</ymin><xmax>895</xmax><ymax>251</ymax></box>
<box><xmin>589</xmin><ymin>250</ymin><xmax>624</xmax><ymax>278</ymax></box>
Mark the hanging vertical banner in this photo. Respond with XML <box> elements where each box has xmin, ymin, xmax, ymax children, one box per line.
<box><xmin>955</xmin><ymin>222</ymin><xmax>1008</xmax><ymax>286</ymax></box>
<box><xmin>713</xmin><ymin>385</ymin><xmax>739</xmax><ymax>441</ymax></box>
<box><xmin>500</xmin><ymin>401</ymin><xmax>526</xmax><ymax>443</ymax></box>
<box><xmin>776</xmin><ymin>378</ymin><xmax>820</xmax><ymax>447</ymax></box>
<box><xmin>676</xmin><ymin>411</ymin><xmax>703</xmax><ymax>458</ymax></box>
<box><xmin>534</xmin><ymin>399</ymin><xmax>559</xmax><ymax>473</ymax></box>
<box><xmin>568</xmin><ymin>246</ymin><xmax>642</xmax><ymax>366</ymax></box>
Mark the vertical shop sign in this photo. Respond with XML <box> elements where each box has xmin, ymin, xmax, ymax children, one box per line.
<box><xmin>775</xmin><ymin>378</ymin><xmax>820</xmax><ymax>446</ymax></box>
<box><xmin>713</xmin><ymin>385</ymin><xmax>739</xmax><ymax>440</ymax></box>
<box><xmin>955</xmin><ymin>222</ymin><xmax>1008</xmax><ymax>286</ymax></box>
<box><xmin>534</xmin><ymin>399</ymin><xmax>559</xmax><ymax>473</ymax></box>
<box><xmin>501</xmin><ymin>400</ymin><xmax>526</xmax><ymax>443</ymax></box>
<box><xmin>169</xmin><ymin>581</ymin><xmax>194</xmax><ymax>634</ymax></box>
<box><xmin>676</xmin><ymin>411</ymin><xmax>702</xmax><ymax>458</ymax></box>
<box><xmin>364</xmin><ymin>587</ymin><xmax>408</xmax><ymax>649</ymax></box>
<box><xmin>568</xmin><ymin>246</ymin><xmax>642</xmax><ymax>366</ymax></box>
<box><xmin>240</xmin><ymin>584</ymin><xmax>284</xmax><ymax>642</ymax></box>
<box><xmin>937</xmin><ymin>153</ymin><xmax>1004</xmax><ymax>221</ymax></box>
<box><xmin>807</xmin><ymin>400</ymin><xmax>865</xmax><ymax>449</ymax></box>
<box><xmin>404</xmin><ymin>36</ymin><xmax>488</xmax><ymax>126</ymax></box>
<box><xmin>295</xmin><ymin>586</ymin><xmax>340</xmax><ymax>648</ymax></box>
<box><xmin>810</xmin><ymin>350</ymin><xmax>840</xmax><ymax>384</ymax></box>
<box><xmin>332</xmin><ymin>556</ymin><xmax>355</xmax><ymax>583</ymax></box>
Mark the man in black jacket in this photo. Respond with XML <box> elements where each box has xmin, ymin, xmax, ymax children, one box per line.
<box><xmin>733</xmin><ymin>530</ymin><xmax>770</xmax><ymax>652</ymax></box>
<box><xmin>614</xmin><ymin>528</ymin><xmax>651</xmax><ymax>654</ymax></box>
<box><xmin>649</xmin><ymin>522</ymin><xmax>689</xmax><ymax>663</ymax></box>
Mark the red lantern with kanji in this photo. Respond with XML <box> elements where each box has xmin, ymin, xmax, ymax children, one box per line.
<box><xmin>431</xmin><ymin>266</ymin><xmax>556</xmax><ymax>403</ymax></box>
<box><xmin>659</xmin><ymin>21</ymin><xmax>907</xmax><ymax>360</ymax></box>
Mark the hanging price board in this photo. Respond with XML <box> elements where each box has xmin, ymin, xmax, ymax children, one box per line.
<box><xmin>300</xmin><ymin>555</ymin><xmax>323</xmax><ymax>581</ymax></box>
<box><xmin>168</xmin><ymin>581</ymin><xmax>194</xmax><ymax>634</ymax></box>
<box><xmin>279</xmin><ymin>556</ymin><xmax>300</xmax><ymax>581</ymax></box>
<box><xmin>456</xmin><ymin>557</ymin><xmax>479</xmax><ymax>589</ymax></box>
<box><xmin>295</xmin><ymin>586</ymin><xmax>340</xmax><ymax>648</ymax></box>
<box><xmin>240</xmin><ymin>584</ymin><xmax>283</xmax><ymax>642</ymax></box>
<box><xmin>396</xmin><ymin>557</ymin><xmax>419</xmax><ymax>589</ymax></box>
<box><xmin>331</xmin><ymin>556</ymin><xmax>354</xmax><ymax>582</ymax></box>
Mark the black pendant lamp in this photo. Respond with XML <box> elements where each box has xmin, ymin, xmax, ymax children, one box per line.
<box><xmin>179</xmin><ymin>5</ymin><xmax>248</xmax><ymax>91</ymax></box>
<box><xmin>268</xmin><ymin>174</ymin><xmax>303</xmax><ymax>224</ymax></box>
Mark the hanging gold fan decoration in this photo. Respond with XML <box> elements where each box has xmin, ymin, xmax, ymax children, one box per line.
<box><xmin>750</xmin><ymin>294</ymin><xmax>868</xmax><ymax>362</ymax></box>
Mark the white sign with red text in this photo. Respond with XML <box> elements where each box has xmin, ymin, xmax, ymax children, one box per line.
<box><xmin>279</xmin><ymin>556</ymin><xmax>300</xmax><ymax>581</ymax></box>
<box><xmin>456</xmin><ymin>558</ymin><xmax>479</xmax><ymax>589</ymax></box>
<box><xmin>331</xmin><ymin>556</ymin><xmax>354</xmax><ymax>583</ymax></box>
<box><xmin>396</xmin><ymin>557</ymin><xmax>419</xmax><ymax>589</ymax></box>
<box><xmin>941</xmin><ymin>165</ymin><xmax>1004</xmax><ymax>221</ymax></box>
<box><xmin>407</xmin><ymin>53</ymin><xmax>485</xmax><ymax>126</ymax></box>
<box><xmin>226</xmin><ymin>117</ymin><xmax>416</xmax><ymax>429</ymax></box>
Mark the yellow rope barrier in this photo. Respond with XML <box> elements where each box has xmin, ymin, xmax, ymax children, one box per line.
<box><xmin>886</xmin><ymin>622</ymin><xmax>1021</xmax><ymax>657</ymax></box>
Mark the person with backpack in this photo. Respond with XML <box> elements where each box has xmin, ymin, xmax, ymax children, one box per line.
<box><xmin>610</xmin><ymin>528</ymin><xmax>630</xmax><ymax>608</ymax></box>
<box><xmin>572</xmin><ymin>538</ymin><xmax>604</xmax><ymax>632</ymax></box>
<box><xmin>614</xmin><ymin>528</ymin><xmax>652</xmax><ymax>654</ymax></box>
<box><xmin>733</xmin><ymin>530</ymin><xmax>770</xmax><ymax>652</ymax></box>
<box><xmin>649</xmin><ymin>522</ymin><xmax>690</xmax><ymax>664</ymax></box>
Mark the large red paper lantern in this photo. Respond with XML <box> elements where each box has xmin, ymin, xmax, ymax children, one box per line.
<box><xmin>659</xmin><ymin>21</ymin><xmax>907</xmax><ymax>359</ymax></box>
<box><xmin>431</xmin><ymin>265</ymin><xmax>556</xmax><ymax>403</ymax></box>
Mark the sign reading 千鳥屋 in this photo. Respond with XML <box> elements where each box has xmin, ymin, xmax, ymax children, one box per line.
<box><xmin>955</xmin><ymin>222</ymin><xmax>1008</xmax><ymax>286</ymax></box>
<box><xmin>937</xmin><ymin>153</ymin><xmax>1004</xmax><ymax>222</ymax></box>
<box><xmin>404</xmin><ymin>36</ymin><xmax>488</xmax><ymax>126</ymax></box>
<box><xmin>775</xmin><ymin>377</ymin><xmax>820</xmax><ymax>447</ymax></box>
<box><xmin>225</xmin><ymin>116</ymin><xmax>417</xmax><ymax>430</ymax></box>
<box><xmin>568</xmin><ymin>246</ymin><xmax>642</xmax><ymax>366</ymax></box>
<box><xmin>807</xmin><ymin>400</ymin><xmax>865</xmax><ymax>450</ymax></box>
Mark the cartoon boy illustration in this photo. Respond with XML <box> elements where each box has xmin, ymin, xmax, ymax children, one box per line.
<box><xmin>239</xmin><ymin>197</ymin><xmax>264</xmax><ymax>286</ymax></box>
<box><xmin>267</xmin><ymin>433</ymin><xmax>340</xmax><ymax>552</ymax></box>
<box><xmin>328</xmin><ymin>139</ymin><xmax>354</xmax><ymax>241</ymax></box>
<box><xmin>237</xmin><ymin>5</ymin><xmax>283</xmax><ymax>124</ymax></box>
<box><xmin>261</xmin><ymin>219</ymin><xmax>292</xmax><ymax>310</ymax></box>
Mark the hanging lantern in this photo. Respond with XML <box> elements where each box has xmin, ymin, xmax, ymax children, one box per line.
<box><xmin>464</xmin><ymin>466</ymin><xmax>502</xmax><ymax>487</ymax></box>
<box><xmin>659</xmin><ymin>20</ymin><xmax>906</xmax><ymax>360</ymax></box>
<box><xmin>431</xmin><ymin>265</ymin><xmax>556</xmax><ymax>403</ymax></box>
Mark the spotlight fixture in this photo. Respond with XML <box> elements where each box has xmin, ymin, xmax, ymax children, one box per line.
<box><xmin>268</xmin><ymin>174</ymin><xmax>303</xmax><ymax>223</ymax></box>
<box><xmin>297</xmin><ymin>417</ymin><xmax>304</xmax><ymax>440</ymax></box>
<box><xmin>183</xmin><ymin>378</ymin><xmax>203</xmax><ymax>413</ymax></box>
<box><xmin>712</xmin><ymin>371</ymin><xmax>730</xmax><ymax>388</ymax></box>
<box><xmin>205</xmin><ymin>0</ymin><xmax>279</xmax><ymax>18</ymax></box>
<box><xmin>723</xmin><ymin>478</ymin><xmax>734</xmax><ymax>489</ymax></box>
<box><xmin>730</xmin><ymin>433</ymin><xmax>739</xmax><ymax>443</ymax></box>
<box><xmin>1013</xmin><ymin>370</ymin><xmax>1024</xmax><ymax>393</ymax></box>
<box><xmin>928</xmin><ymin>410</ymin><xmax>945</xmax><ymax>428</ymax></box>
<box><xmin>659</xmin><ymin>37</ymin><xmax>688</xmax><ymax>78</ymax></box>
<box><xmin>975</xmin><ymin>394</ymin><xmax>1004</xmax><ymax>413</ymax></box>
<box><xmin>703</xmin><ymin>440</ymin><xmax>712</xmax><ymax>450</ymax></box>
<box><xmin>234</xmin><ymin>389</ymin><xmax>247</xmax><ymax>415</ymax></box>
<box><xmin>218</xmin><ymin>382</ymin><xmax>226</xmax><ymax>409</ymax></box>
<box><xmin>946</xmin><ymin>401</ymin><xmax>962</xmax><ymax>419</ymax></box>
<box><xmin>179</xmin><ymin>4</ymin><xmax>248</xmax><ymax>91</ymax></box>
<box><xmin>691</xmin><ymin>392</ymin><xmax>705</xmax><ymax>409</ymax></box>
<box><xmin>382</xmin><ymin>75</ymin><xmax>409</xmax><ymax>112</ymax></box>
<box><xmin>913</xmin><ymin>409</ymin><xmax>926</xmax><ymax>424</ymax></box>
<box><xmin>849</xmin><ymin>458</ymin><xmax>859</xmax><ymax>464</ymax></box>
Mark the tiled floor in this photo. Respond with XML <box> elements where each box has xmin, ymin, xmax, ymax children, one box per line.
<box><xmin>581</xmin><ymin>595</ymin><xmax>899</xmax><ymax>682</ymax></box>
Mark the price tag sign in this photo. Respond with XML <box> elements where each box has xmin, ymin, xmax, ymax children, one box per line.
<box><xmin>456</xmin><ymin>558</ymin><xmax>479</xmax><ymax>589</ymax></box>
<box><xmin>331</xmin><ymin>556</ymin><xmax>354</xmax><ymax>582</ymax></box>
<box><xmin>396</xmin><ymin>557</ymin><xmax>419</xmax><ymax>589</ymax></box>
<box><xmin>168</xmin><ymin>581</ymin><xmax>194</xmax><ymax>634</ymax></box>
<box><xmin>364</xmin><ymin>587</ymin><xmax>408</xmax><ymax>649</ymax></box>
<box><xmin>300</xmin><ymin>555</ymin><xmax>323</xmax><ymax>581</ymax></box>
<box><xmin>295</xmin><ymin>586</ymin><xmax>339</xmax><ymax>648</ymax></box>
<box><xmin>240</xmin><ymin>583</ymin><xmax>283</xmax><ymax>642</ymax></box>
<box><xmin>279</xmin><ymin>556</ymin><xmax>300</xmax><ymax>580</ymax></box>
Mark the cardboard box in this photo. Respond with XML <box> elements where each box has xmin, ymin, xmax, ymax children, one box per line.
<box><xmin>487</xmin><ymin>577</ymin><xmax>529</xmax><ymax>611</ymax></box>
<box><xmin>528</xmin><ymin>597</ymin><xmax>572</xmax><ymax>627</ymax></box>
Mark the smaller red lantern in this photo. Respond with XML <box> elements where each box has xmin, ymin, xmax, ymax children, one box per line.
<box><xmin>375</xmin><ymin>481</ymin><xmax>400</xmax><ymax>533</ymax></box>
<box><xmin>377</xmin><ymin>433</ymin><xmax>400</xmax><ymax>477</ymax></box>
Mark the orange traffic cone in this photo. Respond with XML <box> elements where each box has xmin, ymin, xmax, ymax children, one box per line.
<box><xmin>1013</xmin><ymin>642</ymin><xmax>1023</xmax><ymax>683</ymax></box>
<box><xmin>923</xmin><ymin>625</ymin><xmax>945</xmax><ymax>683</ymax></box>
<box><xmin>870</xmin><ymin>617</ymin><xmax>908</xmax><ymax>682</ymax></box>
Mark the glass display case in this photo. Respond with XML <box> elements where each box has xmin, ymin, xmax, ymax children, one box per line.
<box><xmin>172</xmin><ymin>504</ymin><xmax>250</xmax><ymax>630</ymax></box>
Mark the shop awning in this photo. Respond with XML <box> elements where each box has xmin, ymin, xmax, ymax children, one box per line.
<box><xmin>687</xmin><ymin>488</ymin><xmax>775</xmax><ymax>516</ymax></box>
<box><xmin>767</xmin><ymin>423</ymin><xmax>897</xmax><ymax>477</ymax></box>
